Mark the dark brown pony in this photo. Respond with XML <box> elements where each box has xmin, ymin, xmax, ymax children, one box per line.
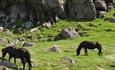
<box><xmin>2</xmin><ymin>46</ymin><xmax>32</xmax><ymax>70</ymax></box>
<box><xmin>76</xmin><ymin>41</ymin><xmax>102</xmax><ymax>56</ymax></box>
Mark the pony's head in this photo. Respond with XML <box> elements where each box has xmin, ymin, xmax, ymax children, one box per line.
<box><xmin>76</xmin><ymin>48</ymin><xmax>81</xmax><ymax>56</ymax></box>
<box><xmin>2</xmin><ymin>48</ymin><xmax>8</xmax><ymax>59</ymax></box>
<box><xmin>95</xmin><ymin>42</ymin><xmax>102</xmax><ymax>56</ymax></box>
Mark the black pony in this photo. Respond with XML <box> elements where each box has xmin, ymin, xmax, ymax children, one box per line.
<box><xmin>2</xmin><ymin>46</ymin><xmax>32</xmax><ymax>70</ymax></box>
<box><xmin>76</xmin><ymin>41</ymin><xmax>102</xmax><ymax>56</ymax></box>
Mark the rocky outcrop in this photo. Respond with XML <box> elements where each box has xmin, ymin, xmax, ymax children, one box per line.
<box><xmin>0</xmin><ymin>0</ymin><xmax>65</xmax><ymax>25</ymax></box>
<box><xmin>94</xmin><ymin>0</ymin><xmax>107</xmax><ymax>11</ymax></box>
<box><xmin>0</xmin><ymin>0</ymin><xmax>114</xmax><ymax>28</ymax></box>
<box><xmin>65</xmin><ymin>0</ymin><xmax>96</xmax><ymax>19</ymax></box>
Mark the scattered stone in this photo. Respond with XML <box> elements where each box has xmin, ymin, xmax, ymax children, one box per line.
<box><xmin>24</xmin><ymin>21</ymin><xmax>33</xmax><ymax>29</ymax></box>
<box><xmin>6</xmin><ymin>41</ymin><xmax>16</xmax><ymax>47</ymax></box>
<box><xmin>30</xmin><ymin>28</ymin><xmax>38</xmax><ymax>33</ymax></box>
<box><xmin>23</xmin><ymin>42</ymin><xmax>33</xmax><ymax>47</ymax></box>
<box><xmin>105</xmin><ymin>17</ymin><xmax>115</xmax><ymax>22</ymax></box>
<box><xmin>0</xmin><ymin>27</ymin><xmax>4</xmax><ymax>31</ymax></box>
<box><xmin>42</xmin><ymin>22</ymin><xmax>51</xmax><ymax>28</ymax></box>
<box><xmin>105</xmin><ymin>55</ymin><xmax>115</xmax><ymax>61</ymax></box>
<box><xmin>5</xmin><ymin>30</ymin><xmax>13</xmax><ymax>36</ymax></box>
<box><xmin>62</xmin><ymin>56</ymin><xmax>76</xmax><ymax>64</ymax></box>
<box><xmin>17</xmin><ymin>28</ymin><xmax>23</xmax><ymax>34</ymax></box>
<box><xmin>97</xmin><ymin>67</ymin><xmax>105</xmax><ymax>70</ymax></box>
<box><xmin>0</xmin><ymin>38</ymin><xmax>5</xmax><ymax>44</ymax></box>
<box><xmin>0</xmin><ymin>60</ymin><xmax>17</xmax><ymax>69</ymax></box>
<box><xmin>62</xmin><ymin>56</ymin><xmax>72</xmax><ymax>60</ymax></box>
<box><xmin>107</xmin><ymin>3</ymin><xmax>113</xmax><ymax>12</ymax></box>
<box><xmin>97</xmin><ymin>11</ymin><xmax>106</xmax><ymax>18</ymax></box>
<box><xmin>54</xmin><ymin>27</ymin><xmax>79</xmax><ymax>41</ymax></box>
<box><xmin>47</xmin><ymin>45</ymin><xmax>61</xmax><ymax>52</ymax></box>
<box><xmin>112</xmin><ymin>44</ymin><xmax>115</xmax><ymax>47</ymax></box>
<box><xmin>16</xmin><ymin>37</ymin><xmax>25</xmax><ymax>41</ymax></box>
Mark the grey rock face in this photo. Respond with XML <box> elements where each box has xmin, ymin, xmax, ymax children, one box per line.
<box><xmin>66</xmin><ymin>0</ymin><xmax>97</xmax><ymax>19</ymax></box>
<box><xmin>0</xmin><ymin>0</ymin><xmax>97</xmax><ymax>24</ymax></box>
<box><xmin>0</xmin><ymin>0</ymin><xmax>114</xmax><ymax>25</ymax></box>
<box><xmin>94</xmin><ymin>0</ymin><xmax>107</xmax><ymax>11</ymax></box>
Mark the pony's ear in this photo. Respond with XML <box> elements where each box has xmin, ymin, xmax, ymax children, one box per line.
<box><xmin>2</xmin><ymin>48</ymin><xmax>5</xmax><ymax>52</ymax></box>
<box><xmin>2</xmin><ymin>47</ymin><xmax>7</xmax><ymax>52</ymax></box>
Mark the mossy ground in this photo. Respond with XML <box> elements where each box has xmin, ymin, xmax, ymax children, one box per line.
<box><xmin>0</xmin><ymin>9</ymin><xmax>115</xmax><ymax>70</ymax></box>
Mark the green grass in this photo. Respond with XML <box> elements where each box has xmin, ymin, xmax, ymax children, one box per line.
<box><xmin>0</xmin><ymin>9</ymin><xmax>115</xmax><ymax>70</ymax></box>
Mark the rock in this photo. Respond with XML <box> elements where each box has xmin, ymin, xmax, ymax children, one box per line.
<box><xmin>97</xmin><ymin>67</ymin><xmax>105</xmax><ymax>70</ymax></box>
<box><xmin>48</xmin><ymin>45</ymin><xmax>61</xmax><ymax>52</ymax></box>
<box><xmin>94</xmin><ymin>0</ymin><xmax>107</xmax><ymax>11</ymax></box>
<box><xmin>23</xmin><ymin>42</ymin><xmax>33</xmax><ymax>47</ymax></box>
<box><xmin>107</xmin><ymin>3</ymin><xmax>113</xmax><ymax>12</ymax></box>
<box><xmin>112</xmin><ymin>44</ymin><xmax>115</xmax><ymax>47</ymax></box>
<box><xmin>62</xmin><ymin>56</ymin><xmax>76</xmax><ymax>64</ymax></box>
<box><xmin>0</xmin><ymin>27</ymin><xmax>4</xmax><ymax>31</ymax></box>
<box><xmin>24</xmin><ymin>21</ymin><xmax>33</xmax><ymax>29</ymax></box>
<box><xmin>105</xmin><ymin>17</ymin><xmax>115</xmax><ymax>22</ymax></box>
<box><xmin>30</xmin><ymin>28</ymin><xmax>38</xmax><ymax>33</ymax></box>
<box><xmin>0</xmin><ymin>38</ymin><xmax>5</xmax><ymax>44</ymax></box>
<box><xmin>105</xmin><ymin>55</ymin><xmax>115</xmax><ymax>61</ymax></box>
<box><xmin>0</xmin><ymin>12</ymin><xmax>6</xmax><ymax>19</ymax></box>
<box><xmin>62</xmin><ymin>56</ymin><xmax>72</xmax><ymax>60</ymax></box>
<box><xmin>54</xmin><ymin>27</ymin><xmax>79</xmax><ymax>40</ymax></box>
<box><xmin>16</xmin><ymin>37</ymin><xmax>25</xmax><ymax>41</ymax></box>
<box><xmin>0</xmin><ymin>0</ymin><xmax>114</xmax><ymax>24</ymax></box>
<box><xmin>97</xmin><ymin>11</ymin><xmax>106</xmax><ymax>18</ymax></box>
<box><xmin>5</xmin><ymin>30</ymin><xmax>13</xmax><ymax>36</ymax></box>
<box><xmin>0</xmin><ymin>60</ymin><xmax>17</xmax><ymax>69</ymax></box>
<box><xmin>17</xmin><ymin>28</ymin><xmax>23</xmax><ymax>34</ymax></box>
<box><xmin>66</xmin><ymin>0</ymin><xmax>96</xmax><ymax>19</ymax></box>
<box><xmin>42</xmin><ymin>22</ymin><xmax>51</xmax><ymax>27</ymax></box>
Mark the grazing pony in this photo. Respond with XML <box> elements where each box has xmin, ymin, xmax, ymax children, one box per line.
<box><xmin>76</xmin><ymin>41</ymin><xmax>102</xmax><ymax>56</ymax></box>
<box><xmin>2</xmin><ymin>46</ymin><xmax>32</xmax><ymax>70</ymax></box>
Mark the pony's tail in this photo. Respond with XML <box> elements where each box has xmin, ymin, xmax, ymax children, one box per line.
<box><xmin>25</xmin><ymin>51</ymin><xmax>32</xmax><ymax>67</ymax></box>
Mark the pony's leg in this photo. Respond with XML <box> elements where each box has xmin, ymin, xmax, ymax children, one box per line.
<box><xmin>84</xmin><ymin>48</ymin><xmax>88</xmax><ymax>56</ymax></box>
<box><xmin>22</xmin><ymin>62</ymin><xmax>25</xmax><ymax>70</ymax></box>
<box><xmin>27</xmin><ymin>59</ymin><xmax>32</xmax><ymax>70</ymax></box>
<box><xmin>8</xmin><ymin>56</ymin><xmax>12</xmax><ymax>61</ymax></box>
<box><xmin>98</xmin><ymin>50</ymin><xmax>102</xmax><ymax>56</ymax></box>
<box><xmin>14</xmin><ymin>58</ymin><xmax>16</xmax><ymax>64</ymax></box>
<box><xmin>21</xmin><ymin>59</ymin><xmax>25</xmax><ymax>70</ymax></box>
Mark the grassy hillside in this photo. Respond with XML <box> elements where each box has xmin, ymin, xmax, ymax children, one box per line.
<box><xmin>0</xmin><ymin>9</ymin><xmax>115</xmax><ymax>70</ymax></box>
